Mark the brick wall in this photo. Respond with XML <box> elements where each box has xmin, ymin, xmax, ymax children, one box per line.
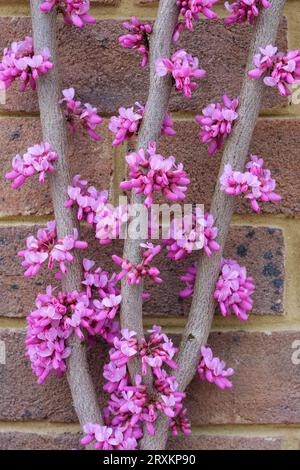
<box><xmin>0</xmin><ymin>0</ymin><xmax>300</xmax><ymax>451</ymax></box>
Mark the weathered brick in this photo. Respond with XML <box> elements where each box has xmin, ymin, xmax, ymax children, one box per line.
<box><xmin>0</xmin><ymin>18</ymin><xmax>287</xmax><ymax>114</ymax></box>
<box><xmin>0</xmin><ymin>431</ymin><xmax>82</xmax><ymax>450</ymax></box>
<box><xmin>167</xmin><ymin>435</ymin><xmax>282</xmax><ymax>450</ymax></box>
<box><xmin>158</xmin><ymin>119</ymin><xmax>300</xmax><ymax>216</ymax></box>
<box><xmin>0</xmin><ymin>431</ymin><xmax>282</xmax><ymax>450</ymax></box>
<box><xmin>0</xmin><ymin>328</ymin><xmax>108</xmax><ymax>422</ymax></box>
<box><xmin>145</xmin><ymin>225</ymin><xmax>284</xmax><ymax>316</ymax></box>
<box><xmin>0</xmin><ymin>225</ymin><xmax>284</xmax><ymax>317</ymax></box>
<box><xmin>1</xmin><ymin>118</ymin><xmax>298</xmax><ymax>217</ymax></box>
<box><xmin>0</xmin><ymin>330</ymin><xmax>299</xmax><ymax>424</ymax></box>
<box><xmin>0</xmin><ymin>118</ymin><xmax>113</xmax><ymax>217</ymax></box>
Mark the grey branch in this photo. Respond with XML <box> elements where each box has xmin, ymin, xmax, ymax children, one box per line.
<box><xmin>140</xmin><ymin>0</ymin><xmax>286</xmax><ymax>450</ymax></box>
<box><xmin>120</xmin><ymin>0</ymin><xmax>180</xmax><ymax>380</ymax></box>
<box><xmin>30</xmin><ymin>0</ymin><xmax>102</xmax><ymax>427</ymax></box>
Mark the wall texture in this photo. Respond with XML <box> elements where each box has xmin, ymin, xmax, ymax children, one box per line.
<box><xmin>0</xmin><ymin>0</ymin><xmax>300</xmax><ymax>450</ymax></box>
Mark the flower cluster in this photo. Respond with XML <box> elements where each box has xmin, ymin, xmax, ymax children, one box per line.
<box><xmin>95</xmin><ymin>203</ymin><xmax>129</xmax><ymax>246</ymax></box>
<box><xmin>112</xmin><ymin>243</ymin><xmax>162</xmax><ymax>285</ymax></box>
<box><xmin>65</xmin><ymin>175</ymin><xmax>109</xmax><ymax>225</ymax></box>
<box><xmin>18</xmin><ymin>221</ymin><xmax>88</xmax><ymax>278</ymax></box>
<box><xmin>119</xmin><ymin>17</ymin><xmax>153</xmax><ymax>67</ymax></box>
<box><xmin>120</xmin><ymin>142</ymin><xmax>190</xmax><ymax>208</ymax></box>
<box><xmin>220</xmin><ymin>155</ymin><xmax>282</xmax><ymax>212</ymax></box>
<box><xmin>198</xmin><ymin>346</ymin><xmax>234</xmax><ymax>389</ymax></box>
<box><xmin>60</xmin><ymin>88</ymin><xmax>102</xmax><ymax>141</ymax></box>
<box><xmin>5</xmin><ymin>142</ymin><xmax>58</xmax><ymax>189</ymax></box>
<box><xmin>0</xmin><ymin>36</ymin><xmax>53</xmax><ymax>92</ymax></box>
<box><xmin>224</xmin><ymin>0</ymin><xmax>270</xmax><ymax>25</ymax></box>
<box><xmin>163</xmin><ymin>211</ymin><xmax>220</xmax><ymax>260</ymax></box>
<box><xmin>248</xmin><ymin>45</ymin><xmax>300</xmax><ymax>96</ymax></box>
<box><xmin>109</xmin><ymin>102</ymin><xmax>176</xmax><ymax>147</ymax></box>
<box><xmin>25</xmin><ymin>287</ymin><xmax>84</xmax><ymax>384</ymax></box>
<box><xmin>81</xmin><ymin>326</ymin><xmax>188</xmax><ymax>450</ymax></box>
<box><xmin>177</xmin><ymin>0</ymin><xmax>218</xmax><ymax>30</ymax></box>
<box><xmin>156</xmin><ymin>49</ymin><xmax>206</xmax><ymax>98</ymax></box>
<box><xmin>195</xmin><ymin>95</ymin><xmax>239</xmax><ymax>156</ymax></box>
<box><xmin>214</xmin><ymin>258</ymin><xmax>255</xmax><ymax>321</ymax></box>
<box><xmin>40</xmin><ymin>0</ymin><xmax>96</xmax><ymax>28</ymax></box>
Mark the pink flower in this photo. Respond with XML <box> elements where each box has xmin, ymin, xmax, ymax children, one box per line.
<box><xmin>156</xmin><ymin>49</ymin><xmax>206</xmax><ymax>98</ymax></box>
<box><xmin>120</xmin><ymin>142</ymin><xmax>190</xmax><ymax>208</ymax></box>
<box><xmin>5</xmin><ymin>142</ymin><xmax>58</xmax><ymax>189</ymax></box>
<box><xmin>25</xmin><ymin>286</ymin><xmax>85</xmax><ymax>384</ymax></box>
<box><xmin>81</xmin><ymin>424</ymin><xmax>136</xmax><ymax>450</ymax></box>
<box><xmin>60</xmin><ymin>88</ymin><xmax>102</xmax><ymax>141</ymax></box>
<box><xmin>169</xmin><ymin>408</ymin><xmax>192</xmax><ymax>436</ymax></box>
<box><xmin>109</xmin><ymin>102</ymin><xmax>176</xmax><ymax>147</ymax></box>
<box><xmin>41</xmin><ymin>0</ymin><xmax>96</xmax><ymax>28</ymax></box>
<box><xmin>179</xmin><ymin>263</ymin><xmax>197</xmax><ymax>298</ymax></box>
<box><xmin>224</xmin><ymin>0</ymin><xmax>270</xmax><ymax>25</ymax></box>
<box><xmin>18</xmin><ymin>221</ymin><xmax>88</xmax><ymax>277</ymax></box>
<box><xmin>176</xmin><ymin>0</ymin><xmax>218</xmax><ymax>30</ymax></box>
<box><xmin>140</xmin><ymin>326</ymin><xmax>178</xmax><ymax>377</ymax></box>
<box><xmin>112</xmin><ymin>243</ymin><xmax>162</xmax><ymax>286</ymax></box>
<box><xmin>163</xmin><ymin>211</ymin><xmax>219</xmax><ymax>260</ymax></box>
<box><xmin>195</xmin><ymin>95</ymin><xmax>239</xmax><ymax>155</ymax></box>
<box><xmin>95</xmin><ymin>203</ymin><xmax>129</xmax><ymax>245</ymax></box>
<box><xmin>220</xmin><ymin>155</ymin><xmax>282</xmax><ymax>212</ymax></box>
<box><xmin>214</xmin><ymin>258</ymin><xmax>255</xmax><ymax>321</ymax></box>
<box><xmin>248</xmin><ymin>45</ymin><xmax>300</xmax><ymax>96</ymax></box>
<box><xmin>0</xmin><ymin>36</ymin><xmax>53</xmax><ymax>92</ymax></box>
<box><xmin>198</xmin><ymin>345</ymin><xmax>234</xmax><ymax>389</ymax></box>
<box><xmin>65</xmin><ymin>175</ymin><xmax>109</xmax><ymax>225</ymax></box>
<box><xmin>119</xmin><ymin>17</ymin><xmax>153</xmax><ymax>67</ymax></box>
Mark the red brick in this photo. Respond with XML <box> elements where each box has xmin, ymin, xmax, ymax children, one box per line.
<box><xmin>158</xmin><ymin>119</ymin><xmax>300</xmax><ymax>216</ymax></box>
<box><xmin>0</xmin><ymin>431</ymin><xmax>82</xmax><ymax>450</ymax></box>
<box><xmin>187</xmin><ymin>331</ymin><xmax>300</xmax><ymax>425</ymax></box>
<box><xmin>0</xmin><ymin>330</ymin><xmax>299</xmax><ymax>424</ymax></box>
<box><xmin>0</xmin><ymin>225</ymin><xmax>284</xmax><ymax>318</ymax></box>
<box><xmin>0</xmin><ymin>18</ymin><xmax>287</xmax><ymax>114</ymax></box>
<box><xmin>167</xmin><ymin>435</ymin><xmax>282</xmax><ymax>450</ymax></box>
<box><xmin>0</xmin><ymin>118</ymin><xmax>113</xmax><ymax>217</ymax></box>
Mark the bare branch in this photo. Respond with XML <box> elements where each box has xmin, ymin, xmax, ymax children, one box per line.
<box><xmin>30</xmin><ymin>0</ymin><xmax>102</xmax><ymax>427</ymax></box>
<box><xmin>120</xmin><ymin>0</ymin><xmax>179</xmax><ymax>374</ymax></box>
<box><xmin>140</xmin><ymin>0</ymin><xmax>286</xmax><ymax>449</ymax></box>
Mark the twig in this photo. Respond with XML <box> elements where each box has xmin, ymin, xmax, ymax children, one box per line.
<box><xmin>30</xmin><ymin>0</ymin><xmax>103</xmax><ymax>427</ymax></box>
<box><xmin>120</xmin><ymin>0</ymin><xmax>180</xmax><ymax>379</ymax></box>
<box><xmin>140</xmin><ymin>0</ymin><xmax>286</xmax><ymax>450</ymax></box>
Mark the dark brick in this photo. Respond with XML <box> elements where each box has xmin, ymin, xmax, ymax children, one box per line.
<box><xmin>0</xmin><ymin>18</ymin><xmax>287</xmax><ymax>114</ymax></box>
<box><xmin>167</xmin><ymin>434</ymin><xmax>282</xmax><ymax>450</ymax></box>
<box><xmin>0</xmin><ymin>431</ymin><xmax>82</xmax><ymax>450</ymax></box>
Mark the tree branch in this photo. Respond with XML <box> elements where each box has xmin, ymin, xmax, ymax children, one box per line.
<box><xmin>140</xmin><ymin>0</ymin><xmax>286</xmax><ymax>450</ymax></box>
<box><xmin>30</xmin><ymin>0</ymin><xmax>102</xmax><ymax>427</ymax></box>
<box><xmin>120</xmin><ymin>0</ymin><xmax>180</xmax><ymax>377</ymax></box>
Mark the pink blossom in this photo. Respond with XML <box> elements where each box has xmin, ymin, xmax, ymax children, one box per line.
<box><xmin>198</xmin><ymin>345</ymin><xmax>234</xmax><ymax>389</ymax></box>
<box><xmin>169</xmin><ymin>408</ymin><xmax>192</xmax><ymax>436</ymax></box>
<box><xmin>179</xmin><ymin>263</ymin><xmax>197</xmax><ymax>298</ymax></box>
<box><xmin>95</xmin><ymin>202</ymin><xmax>129</xmax><ymax>245</ymax></box>
<box><xmin>164</xmin><ymin>211</ymin><xmax>220</xmax><ymax>260</ymax></box>
<box><xmin>156</xmin><ymin>49</ymin><xmax>206</xmax><ymax>98</ymax></box>
<box><xmin>120</xmin><ymin>142</ymin><xmax>190</xmax><ymax>208</ymax></box>
<box><xmin>5</xmin><ymin>142</ymin><xmax>58</xmax><ymax>189</ymax></box>
<box><xmin>18</xmin><ymin>221</ymin><xmax>88</xmax><ymax>277</ymax></box>
<box><xmin>0</xmin><ymin>36</ymin><xmax>53</xmax><ymax>92</ymax></box>
<box><xmin>65</xmin><ymin>175</ymin><xmax>109</xmax><ymax>225</ymax></box>
<box><xmin>214</xmin><ymin>258</ymin><xmax>255</xmax><ymax>321</ymax></box>
<box><xmin>109</xmin><ymin>102</ymin><xmax>176</xmax><ymax>147</ymax></box>
<box><xmin>81</xmin><ymin>423</ymin><xmax>137</xmax><ymax>450</ymax></box>
<box><xmin>119</xmin><ymin>17</ymin><xmax>153</xmax><ymax>67</ymax></box>
<box><xmin>195</xmin><ymin>95</ymin><xmax>239</xmax><ymax>155</ymax></box>
<box><xmin>177</xmin><ymin>0</ymin><xmax>218</xmax><ymax>30</ymax></box>
<box><xmin>220</xmin><ymin>155</ymin><xmax>282</xmax><ymax>212</ymax></box>
<box><xmin>248</xmin><ymin>45</ymin><xmax>300</xmax><ymax>96</ymax></box>
<box><xmin>60</xmin><ymin>88</ymin><xmax>102</xmax><ymax>141</ymax></box>
<box><xmin>113</xmin><ymin>243</ymin><xmax>162</xmax><ymax>286</ymax></box>
<box><xmin>224</xmin><ymin>0</ymin><xmax>270</xmax><ymax>25</ymax></box>
<box><xmin>140</xmin><ymin>326</ymin><xmax>178</xmax><ymax>376</ymax></box>
<box><xmin>40</xmin><ymin>0</ymin><xmax>96</xmax><ymax>28</ymax></box>
<box><xmin>25</xmin><ymin>286</ymin><xmax>84</xmax><ymax>383</ymax></box>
